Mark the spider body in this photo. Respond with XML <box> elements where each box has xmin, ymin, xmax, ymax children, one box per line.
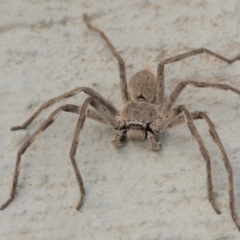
<box><xmin>116</xmin><ymin>69</ymin><xmax>159</xmax><ymax>143</ymax></box>
<box><xmin>2</xmin><ymin>13</ymin><xmax>240</xmax><ymax>230</ymax></box>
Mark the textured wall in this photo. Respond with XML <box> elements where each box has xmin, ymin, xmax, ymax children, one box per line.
<box><xmin>1</xmin><ymin>0</ymin><xmax>240</xmax><ymax>239</ymax></box>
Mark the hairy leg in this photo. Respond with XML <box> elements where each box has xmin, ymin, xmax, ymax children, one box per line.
<box><xmin>1</xmin><ymin>104</ymin><xmax>84</xmax><ymax>210</ymax></box>
<box><xmin>150</xmin><ymin>105</ymin><xmax>221</xmax><ymax>215</ymax></box>
<box><xmin>167</xmin><ymin>111</ymin><xmax>240</xmax><ymax>230</ymax></box>
<box><xmin>11</xmin><ymin>87</ymin><xmax>118</xmax><ymax>131</ymax></box>
<box><xmin>63</xmin><ymin>104</ymin><xmax>106</xmax><ymax>124</ymax></box>
<box><xmin>83</xmin><ymin>13</ymin><xmax>129</xmax><ymax>103</ymax></box>
<box><xmin>70</xmin><ymin>96</ymin><xmax>123</xmax><ymax>209</ymax></box>
<box><xmin>147</xmin><ymin>132</ymin><xmax>161</xmax><ymax>151</ymax></box>
<box><xmin>156</xmin><ymin>48</ymin><xmax>240</xmax><ymax>106</ymax></box>
<box><xmin>69</xmin><ymin>97</ymin><xmax>92</xmax><ymax>210</ymax></box>
<box><xmin>162</xmin><ymin>81</ymin><xmax>240</xmax><ymax>113</ymax></box>
<box><xmin>166</xmin><ymin>111</ymin><xmax>201</xmax><ymax>128</ymax></box>
<box><xmin>1</xmin><ymin>101</ymin><xmax>120</xmax><ymax>210</ymax></box>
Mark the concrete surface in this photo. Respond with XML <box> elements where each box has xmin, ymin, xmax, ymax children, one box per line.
<box><xmin>1</xmin><ymin>0</ymin><xmax>240</xmax><ymax>239</ymax></box>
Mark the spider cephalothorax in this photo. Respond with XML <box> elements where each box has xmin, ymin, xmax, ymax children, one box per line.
<box><xmin>120</xmin><ymin>100</ymin><xmax>158</xmax><ymax>141</ymax></box>
<box><xmin>2</xmin><ymin>13</ymin><xmax>240</xmax><ymax>230</ymax></box>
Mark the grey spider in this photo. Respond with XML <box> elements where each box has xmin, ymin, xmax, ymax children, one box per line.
<box><xmin>1</xmin><ymin>13</ymin><xmax>240</xmax><ymax>230</ymax></box>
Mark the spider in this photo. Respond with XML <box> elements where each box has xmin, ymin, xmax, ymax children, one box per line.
<box><xmin>1</xmin><ymin>13</ymin><xmax>240</xmax><ymax>230</ymax></box>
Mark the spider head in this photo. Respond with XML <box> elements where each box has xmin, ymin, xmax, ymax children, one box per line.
<box><xmin>129</xmin><ymin>70</ymin><xmax>157</xmax><ymax>103</ymax></box>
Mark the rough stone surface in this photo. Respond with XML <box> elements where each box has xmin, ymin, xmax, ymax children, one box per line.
<box><xmin>1</xmin><ymin>1</ymin><xmax>240</xmax><ymax>239</ymax></box>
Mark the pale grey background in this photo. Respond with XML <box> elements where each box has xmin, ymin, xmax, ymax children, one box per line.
<box><xmin>1</xmin><ymin>0</ymin><xmax>240</xmax><ymax>239</ymax></box>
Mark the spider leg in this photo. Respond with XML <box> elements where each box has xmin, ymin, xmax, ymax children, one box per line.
<box><xmin>1</xmin><ymin>104</ymin><xmax>83</xmax><ymax>210</ymax></box>
<box><xmin>70</xmin><ymin>98</ymin><xmax>91</xmax><ymax>210</ymax></box>
<box><xmin>166</xmin><ymin>111</ymin><xmax>201</xmax><ymax>128</ymax></box>
<box><xmin>83</xmin><ymin>13</ymin><xmax>130</xmax><ymax>104</ymax></box>
<box><xmin>1</xmin><ymin>102</ymin><xmax>119</xmax><ymax>210</ymax></box>
<box><xmin>162</xmin><ymin>81</ymin><xmax>240</xmax><ymax>112</ymax></box>
<box><xmin>150</xmin><ymin>105</ymin><xmax>221</xmax><ymax>215</ymax></box>
<box><xmin>63</xmin><ymin>104</ymin><xmax>106</xmax><ymax>124</ymax></box>
<box><xmin>11</xmin><ymin>87</ymin><xmax>117</xmax><ymax>131</ymax></box>
<box><xmin>147</xmin><ymin>132</ymin><xmax>161</xmax><ymax>151</ymax></box>
<box><xmin>167</xmin><ymin>111</ymin><xmax>240</xmax><ymax>230</ymax></box>
<box><xmin>70</xmin><ymin>96</ymin><xmax>123</xmax><ymax>209</ymax></box>
<box><xmin>156</xmin><ymin>48</ymin><xmax>240</xmax><ymax>106</ymax></box>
